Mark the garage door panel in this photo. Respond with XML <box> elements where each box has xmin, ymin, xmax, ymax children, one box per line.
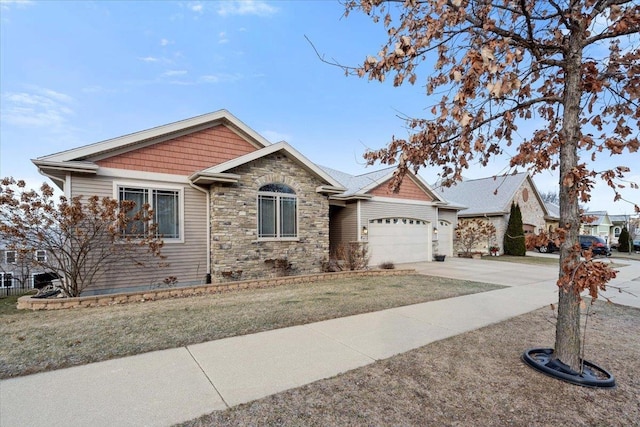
<box><xmin>367</xmin><ymin>218</ymin><xmax>430</xmax><ymax>265</ymax></box>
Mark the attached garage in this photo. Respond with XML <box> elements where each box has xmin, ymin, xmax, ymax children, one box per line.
<box><xmin>367</xmin><ymin>217</ymin><xmax>432</xmax><ymax>266</ymax></box>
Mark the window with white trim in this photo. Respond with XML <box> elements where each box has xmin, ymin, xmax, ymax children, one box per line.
<box><xmin>1</xmin><ymin>273</ymin><xmax>14</xmax><ymax>288</ymax></box>
<box><xmin>614</xmin><ymin>227</ymin><xmax>621</xmax><ymax>237</ymax></box>
<box><xmin>258</xmin><ymin>184</ymin><xmax>297</xmax><ymax>239</ymax></box>
<box><xmin>118</xmin><ymin>186</ymin><xmax>181</xmax><ymax>239</ymax></box>
<box><xmin>5</xmin><ymin>251</ymin><xmax>16</xmax><ymax>264</ymax></box>
<box><xmin>36</xmin><ymin>250</ymin><xmax>47</xmax><ymax>262</ymax></box>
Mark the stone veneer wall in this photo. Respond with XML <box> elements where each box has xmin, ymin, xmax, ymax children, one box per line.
<box><xmin>513</xmin><ymin>179</ymin><xmax>547</xmax><ymax>234</ymax></box>
<box><xmin>210</xmin><ymin>152</ymin><xmax>330</xmax><ymax>282</ymax></box>
<box><xmin>17</xmin><ymin>269</ymin><xmax>413</xmax><ymax>310</ymax></box>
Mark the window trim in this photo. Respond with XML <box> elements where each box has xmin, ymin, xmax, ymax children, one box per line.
<box><xmin>4</xmin><ymin>251</ymin><xmax>16</xmax><ymax>264</ymax></box>
<box><xmin>1</xmin><ymin>272</ymin><xmax>14</xmax><ymax>288</ymax></box>
<box><xmin>257</xmin><ymin>184</ymin><xmax>299</xmax><ymax>241</ymax></box>
<box><xmin>113</xmin><ymin>181</ymin><xmax>185</xmax><ymax>243</ymax></box>
<box><xmin>36</xmin><ymin>250</ymin><xmax>47</xmax><ymax>263</ymax></box>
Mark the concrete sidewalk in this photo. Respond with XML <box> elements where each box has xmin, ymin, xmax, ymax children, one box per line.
<box><xmin>2</xmin><ymin>257</ymin><xmax>639</xmax><ymax>427</ymax></box>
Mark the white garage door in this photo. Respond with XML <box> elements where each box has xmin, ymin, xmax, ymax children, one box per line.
<box><xmin>367</xmin><ymin>218</ymin><xmax>431</xmax><ymax>266</ymax></box>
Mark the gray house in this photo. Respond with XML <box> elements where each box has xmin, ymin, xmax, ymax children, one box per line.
<box><xmin>435</xmin><ymin>173</ymin><xmax>550</xmax><ymax>253</ymax></box>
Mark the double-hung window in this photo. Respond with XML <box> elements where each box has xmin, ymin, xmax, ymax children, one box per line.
<box><xmin>5</xmin><ymin>251</ymin><xmax>16</xmax><ymax>264</ymax></box>
<box><xmin>258</xmin><ymin>184</ymin><xmax>297</xmax><ymax>239</ymax></box>
<box><xmin>118</xmin><ymin>185</ymin><xmax>181</xmax><ymax>240</ymax></box>
<box><xmin>36</xmin><ymin>250</ymin><xmax>47</xmax><ymax>263</ymax></box>
<box><xmin>1</xmin><ymin>273</ymin><xmax>13</xmax><ymax>288</ymax></box>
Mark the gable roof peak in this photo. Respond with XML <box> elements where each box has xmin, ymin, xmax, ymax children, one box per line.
<box><xmin>33</xmin><ymin>109</ymin><xmax>271</xmax><ymax>164</ymax></box>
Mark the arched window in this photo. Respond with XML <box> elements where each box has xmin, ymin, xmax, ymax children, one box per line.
<box><xmin>258</xmin><ymin>184</ymin><xmax>297</xmax><ymax>239</ymax></box>
<box><xmin>614</xmin><ymin>227</ymin><xmax>621</xmax><ymax>237</ymax></box>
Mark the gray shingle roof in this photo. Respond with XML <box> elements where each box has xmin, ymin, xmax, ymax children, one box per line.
<box><xmin>609</xmin><ymin>214</ymin><xmax>628</xmax><ymax>224</ymax></box>
<box><xmin>434</xmin><ymin>173</ymin><xmax>529</xmax><ymax>216</ymax></box>
<box><xmin>545</xmin><ymin>202</ymin><xmax>560</xmax><ymax>219</ymax></box>
<box><xmin>319</xmin><ymin>165</ymin><xmax>397</xmax><ymax>197</ymax></box>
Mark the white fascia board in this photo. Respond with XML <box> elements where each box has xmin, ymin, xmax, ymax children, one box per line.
<box><xmin>34</xmin><ymin>110</ymin><xmax>271</xmax><ymax>163</ymax></box>
<box><xmin>189</xmin><ymin>172</ymin><xmax>241</xmax><ymax>185</ymax></box>
<box><xmin>329</xmin><ymin>194</ymin><xmax>372</xmax><ymax>201</ymax></box>
<box><xmin>316</xmin><ymin>185</ymin><xmax>346</xmax><ymax>194</ymax></box>
<box><xmin>203</xmin><ymin>141</ymin><xmax>346</xmax><ymax>189</ymax></box>
<box><xmin>98</xmin><ymin>167</ymin><xmax>192</xmax><ymax>184</ymax></box>
<box><xmin>31</xmin><ymin>159</ymin><xmax>99</xmax><ymax>174</ymax></box>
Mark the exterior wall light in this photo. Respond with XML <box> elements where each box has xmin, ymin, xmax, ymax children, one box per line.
<box><xmin>362</xmin><ymin>226</ymin><xmax>368</xmax><ymax>236</ymax></box>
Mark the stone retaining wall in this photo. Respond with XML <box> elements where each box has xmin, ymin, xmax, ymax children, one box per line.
<box><xmin>17</xmin><ymin>269</ymin><xmax>414</xmax><ymax>310</ymax></box>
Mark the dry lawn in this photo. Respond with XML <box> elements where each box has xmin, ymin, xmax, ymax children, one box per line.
<box><xmin>181</xmin><ymin>301</ymin><xmax>640</xmax><ymax>427</ymax></box>
<box><xmin>0</xmin><ymin>274</ymin><xmax>502</xmax><ymax>379</ymax></box>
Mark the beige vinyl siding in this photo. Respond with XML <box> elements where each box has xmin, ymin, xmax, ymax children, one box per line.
<box><xmin>69</xmin><ymin>174</ymin><xmax>208</xmax><ymax>295</ymax></box>
<box><xmin>329</xmin><ymin>202</ymin><xmax>358</xmax><ymax>254</ymax></box>
<box><xmin>437</xmin><ymin>209</ymin><xmax>457</xmax><ymax>257</ymax></box>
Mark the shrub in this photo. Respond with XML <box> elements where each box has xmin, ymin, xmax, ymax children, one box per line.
<box><xmin>618</xmin><ymin>227</ymin><xmax>630</xmax><ymax>252</ymax></box>
<box><xmin>332</xmin><ymin>242</ymin><xmax>370</xmax><ymax>271</ymax></box>
<box><xmin>504</xmin><ymin>202</ymin><xmax>526</xmax><ymax>256</ymax></box>
<box><xmin>378</xmin><ymin>261</ymin><xmax>395</xmax><ymax>269</ymax></box>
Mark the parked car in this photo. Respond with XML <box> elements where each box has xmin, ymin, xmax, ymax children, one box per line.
<box><xmin>579</xmin><ymin>235</ymin><xmax>611</xmax><ymax>256</ymax></box>
<box><xmin>633</xmin><ymin>239</ymin><xmax>640</xmax><ymax>251</ymax></box>
<box><xmin>536</xmin><ymin>240</ymin><xmax>559</xmax><ymax>253</ymax></box>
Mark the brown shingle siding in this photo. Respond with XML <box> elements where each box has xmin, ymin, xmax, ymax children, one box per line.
<box><xmin>96</xmin><ymin>125</ymin><xmax>257</xmax><ymax>175</ymax></box>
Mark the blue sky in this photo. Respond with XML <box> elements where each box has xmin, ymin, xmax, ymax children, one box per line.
<box><xmin>1</xmin><ymin>0</ymin><xmax>638</xmax><ymax>215</ymax></box>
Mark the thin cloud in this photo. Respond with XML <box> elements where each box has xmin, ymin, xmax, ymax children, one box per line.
<box><xmin>218</xmin><ymin>31</ymin><xmax>229</xmax><ymax>44</ymax></box>
<box><xmin>1</xmin><ymin>87</ymin><xmax>74</xmax><ymax>128</ymax></box>
<box><xmin>163</xmin><ymin>70</ymin><xmax>188</xmax><ymax>77</ymax></box>
<box><xmin>217</xmin><ymin>1</ymin><xmax>277</xmax><ymax>17</ymax></box>
<box><xmin>160</xmin><ymin>38</ymin><xmax>171</xmax><ymax>46</ymax></box>
<box><xmin>138</xmin><ymin>56</ymin><xmax>159</xmax><ymax>62</ymax></box>
<box><xmin>199</xmin><ymin>73</ymin><xmax>242</xmax><ymax>84</ymax></box>
<box><xmin>0</xmin><ymin>0</ymin><xmax>33</xmax><ymax>11</ymax></box>
<box><xmin>187</xmin><ymin>1</ymin><xmax>203</xmax><ymax>14</ymax></box>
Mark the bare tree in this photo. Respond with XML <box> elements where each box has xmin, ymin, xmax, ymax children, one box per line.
<box><xmin>455</xmin><ymin>219</ymin><xmax>497</xmax><ymax>256</ymax></box>
<box><xmin>539</xmin><ymin>191</ymin><xmax>560</xmax><ymax>205</ymax></box>
<box><xmin>334</xmin><ymin>0</ymin><xmax>638</xmax><ymax>371</ymax></box>
<box><xmin>0</xmin><ymin>178</ymin><xmax>165</xmax><ymax>297</ymax></box>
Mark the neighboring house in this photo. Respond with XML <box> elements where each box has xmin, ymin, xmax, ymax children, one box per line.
<box><xmin>32</xmin><ymin>110</ymin><xmax>460</xmax><ymax>295</ymax></box>
<box><xmin>544</xmin><ymin>202</ymin><xmax>560</xmax><ymax>233</ymax></box>
<box><xmin>608</xmin><ymin>214</ymin><xmax>629</xmax><ymax>247</ymax></box>
<box><xmin>321</xmin><ymin>166</ymin><xmax>461</xmax><ymax>266</ymax></box>
<box><xmin>0</xmin><ymin>243</ymin><xmax>54</xmax><ymax>294</ymax></box>
<box><xmin>580</xmin><ymin>211</ymin><xmax>614</xmax><ymax>244</ymax></box>
<box><xmin>435</xmin><ymin>173</ymin><xmax>550</xmax><ymax>253</ymax></box>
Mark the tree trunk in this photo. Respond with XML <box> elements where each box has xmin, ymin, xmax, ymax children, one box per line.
<box><xmin>554</xmin><ymin>14</ymin><xmax>585</xmax><ymax>372</ymax></box>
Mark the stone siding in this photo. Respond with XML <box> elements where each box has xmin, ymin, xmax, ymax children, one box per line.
<box><xmin>210</xmin><ymin>152</ymin><xmax>330</xmax><ymax>282</ymax></box>
<box><xmin>514</xmin><ymin>179</ymin><xmax>547</xmax><ymax>234</ymax></box>
<box><xmin>17</xmin><ymin>269</ymin><xmax>414</xmax><ymax>310</ymax></box>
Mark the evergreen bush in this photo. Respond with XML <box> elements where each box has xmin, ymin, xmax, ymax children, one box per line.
<box><xmin>504</xmin><ymin>202</ymin><xmax>526</xmax><ymax>256</ymax></box>
<box><xmin>618</xmin><ymin>227</ymin><xmax>630</xmax><ymax>252</ymax></box>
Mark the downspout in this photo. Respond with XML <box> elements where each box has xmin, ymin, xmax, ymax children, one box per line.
<box><xmin>189</xmin><ymin>181</ymin><xmax>211</xmax><ymax>284</ymax></box>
